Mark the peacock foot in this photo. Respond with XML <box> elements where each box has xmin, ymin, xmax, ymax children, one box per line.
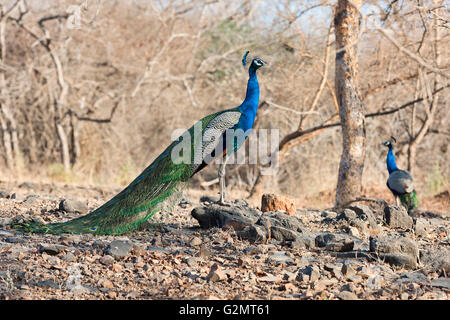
<box><xmin>216</xmin><ymin>199</ymin><xmax>232</xmax><ymax>207</ymax></box>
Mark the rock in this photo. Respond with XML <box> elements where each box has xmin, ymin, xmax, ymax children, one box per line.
<box><xmin>5</xmin><ymin>236</ymin><xmax>26</xmax><ymax>244</ymax></box>
<box><xmin>99</xmin><ymin>255</ymin><xmax>115</xmax><ymax>266</ymax></box>
<box><xmin>315</xmin><ymin>233</ymin><xmax>336</xmax><ymax>247</ymax></box>
<box><xmin>18</xmin><ymin>182</ymin><xmax>35</xmax><ymax>189</ymax></box>
<box><xmin>38</xmin><ymin>243</ymin><xmax>65</xmax><ymax>255</ymax></box>
<box><xmin>59</xmin><ymin>198</ymin><xmax>88</xmax><ymax>214</ymax></box>
<box><xmin>236</xmin><ymin>225</ymin><xmax>267</xmax><ymax>243</ymax></box>
<box><xmin>261</xmin><ymin>194</ymin><xmax>296</xmax><ymax>216</ymax></box>
<box><xmin>395</xmin><ymin>272</ymin><xmax>429</xmax><ymax>284</ymax></box>
<box><xmin>324</xmin><ymin>263</ymin><xmax>343</xmax><ymax>279</ymax></box>
<box><xmin>338</xmin><ymin>291</ymin><xmax>358</xmax><ymax>300</ymax></box>
<box><xmin>266</xmin><ymin>251</ymin><xmax>294</xmax><ymax>265</ymax></box>
<box><xmin>414</xmin><ymin>218</ymin><xmax>431</xmax><ymax>237</ymax></box>
<box><xmin>257</xmin><ymin>211</ymin><xmax>307</xmax><ymax>234</ymax></box>
<box><xmin>105</xmin><ymin>239</ymin><xmax>134</xmax><ymax>258</ymax></box>
<box><xmin>347</xmin><ymin>226</ymin><xmax>360</xmax><ymax>237</ymax></box>
<box><xmin>341</xmin><ymin>262</ymin><xmax>357</xmax><ymax>277</ymax></box>
<box><xmin>315</xmin><ymin>232</ymin><xmax>355</xmax><ymax>252</ymax></box>
<box><xmin>348</xmin><ymin>204</ymin><xmax>377</xmax><ymax>227</ymax></box>
<box><xmin>420</xmin><ymin>249</ymin><xmax>450</xmax><ymax>274</ymax></box>
<box><xmin>206</xmin><ymin>263</ymin><xmax>227</xmax><ymax>282</ymax></box>
<box><xmin>290</xmin><ymin>234</ymin><xmax>315</xmax><ymax>249</ymax></box>
<box><xmin>325</xmin><ymin>239</ymin><xmax>354</xmax><ymax>252</ymax></box>
<box><xmin>269</xmin><ymin>226</ymin><xmax>299</xmax><ymax>241</ymax></box>
<box><xmin>340</xmin><ymin>283</ymin><xmax>357</xmax><ymax>293</ymax></box>
<box><xmin>0</xmin><ymin>190</ymin><xmax>11</xmax><ymax>198</ymax></box>
<box><xmin>369</xmin><ymin>235</ymin><xmax>419</xmax><ymax>268</ymax></box>
<box><xmin>259</xmin><ymin>274</ymin><xmax>283</xmax><ymax>282</ymax></box>
<box><xmin>0</xmin><ymin>218</ymin><xmax>13</xmax><ymax>227</ymax></box>
<box><xmin>321</xmin><ymin>210</ymin><xmax>338</xmax><ymax>218</ymax></box>
<box><xmin>430</xmin><ymin>278</ymin><xmax>450</xmax><ymax>289</ymax></box>
<box><xmin>383</xmin><ymin>205</ymin><xmax>413</xmax><ymax>229</ymax></box>
<box><xmin>283</xmin><ymin>272</ymin><xmax>296</xmax><ymax>281</ymax></box>
<box><xmin>191</xmin><ymin>203</ymin><xmax>260</xmax><ymax>230</ymax></box>
<box><xmin>243</xmin><ymin>245</ymin><xmax>263</xmax><ymax>255</ymax></box>
<box><xmin>338</xmin><ymin>209</ymin><xmax>357</xmax><ymax>221</ymax></box>
<box><xmin>189</xmin><ymin>236</ymin><xmax>202</xmax><ymax>246</ymax></box>
<box><xmin>297</xmin><ymin>265</ymin><xmax>320</xmax><ymax>282</ymax></box>
<box><xmin>146</xmin><ymin>246</ymin><xmax>170</xmax><ymax>254</ymax></box>
<box><xmin>35</xmin><ymin>279</ymin><xmax>60</xmax><ymax>289</ymax></box>
<box><xmin>256</xmin><ymin>211</ymin><xmax>309</xmax><ymax>241</ymax></box>
<box><xmin>62</xmin><ymin>252</ymin><xmax>76</xmax><ymax>263</ymax></box>
<box><xmin>22</xmin><ymin>194</ymin><xmax>40</xmax><ymax>205</ymax></box>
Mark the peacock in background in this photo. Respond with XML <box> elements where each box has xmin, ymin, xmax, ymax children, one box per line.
<box><xmin>11</xmin><ymin>51</ymin><xmax>266</xmax><ymax>235</ymax></box>
<box><xmin>382</xmin><ymin>137</ymin><xmax>418</xmax><ymax>212</ymax></box>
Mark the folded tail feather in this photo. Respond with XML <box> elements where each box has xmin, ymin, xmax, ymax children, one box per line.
<box><xmin>10</xmin><ymin>143</ymin><xmax>191</xmax><ymax>235</ymax></box>
<box><xmin>399</xmin><ymin>190</ymin><xmax>418</xmax><ymax>212</ymax></box>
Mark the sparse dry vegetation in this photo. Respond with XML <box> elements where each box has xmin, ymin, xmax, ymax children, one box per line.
<box><xmin>0</xmin><ymin>0</ymin><xmax>448</xmax><ymax>208</ymax></box>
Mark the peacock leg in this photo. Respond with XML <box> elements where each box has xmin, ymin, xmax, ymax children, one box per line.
<box><xmin>395</xmin><ymin>196</ymin><xmax>400</xmax><ymax>206</ymax></box>
<box><xmin>218</xmin><ymin>154</ymin><xmax>230</xmax><ymax>205</ymax></box>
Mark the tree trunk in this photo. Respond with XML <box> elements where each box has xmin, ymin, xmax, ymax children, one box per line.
<box><xmin>334</xmin><ymin>0</ymin><xmax>366</xmax><ymax>207</ymax></box>
<box><xmin>0</xmin><ymin>111</ymin><xmax>13</xmax><ymax>169</ymax></box>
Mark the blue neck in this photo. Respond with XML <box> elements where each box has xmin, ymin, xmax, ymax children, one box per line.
<box><xmin>386</xmin><ymin>147</ymin><xmax>399</xmax><ymax>173</ymax></box>
<box><xmin>237</xmin><ymin>68</ymin><xmax>259</xmax><ymax>131</ymax></box>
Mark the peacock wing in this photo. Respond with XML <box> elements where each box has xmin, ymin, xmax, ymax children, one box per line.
<box><xmin>387</xmin><ymin>170</ymin><xmax>414</xmax><ymax>194</ymax></box>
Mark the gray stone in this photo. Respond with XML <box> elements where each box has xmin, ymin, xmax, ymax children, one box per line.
<box><xmin>236</xmin><ymin>225</ymin><xmax>267</xmax><ymax>243</ymax></box>
<box><xmin>257</xmin><ymin>211</ymin><xmax>307</xmax><ymax>235</ymax></box>
<box><xmin>0</xmin><ymin>218</ymin><xmax>13</xmax><ymax>227</ymax></box>
<box><xmin>369</xmin><ymin>235</ymin><xmax>419</xmax><ymax>268</ymax></box>
<box><xmin>430</xmin><ymin>278</ymin><xmax>450</xmax><ymax>289</ymax></box>
<box><xmin>189</xmin><ymin>236</ymin><xmax>202</xmax><ymax>246</ymax></box>
<box><xmin>341</xmin><ymin>262</ymin><xmax>357</xmax><ymax>277</ymax></box>
<box><xmin>35</xmin><ymin>279</ymin><xmax>60</xmax><ymax>289</ymax></box>
<box><xmin>266</xmin><ymin>251</ymin><xmax>294</xmax><ymax>265</ymax></box>
<box><xmin>105</xmin><ymin>239</ymin><xmax>134</xmax><ymax>258</ymax></box>
<box><xmin>62</xmin><ymin>252</ymin><xmax>76</xmax><ymax>263</ymax></box>
<box><xmin>269</xmin><ymin>226</ymin><xmax>298</xmax><ymax>241</ymax></box>
<box><xmin>420</xmin><ymin>249</ymin><xmax>450</xmax><ymax>274</ymax></box>
<box><xmin>315</xmin><ymin>233</ymin><xmax>336</xmax><ymax>247</ymax></box>
<box><xmin>297</xmin><ymin>265</ymin><xmax>320</xmax><ymax>282</ymax></box>
<box><xmin>0</xmin><ymin>190</ymin><xmax>11</xmax><ymax>198</ymax></box>
<box><xmin>395</xmin><ymin>272</ymin><xmax>429</xmax><ymax>284</ymax></box>
<box><xmin>321</xmin><ymin>210</ymin><xmax>338</xmax><ymax>218</ymax></box>
<box><xmin>22</xmin><ymin>194</ymin><xmax>39</xmax><ymax>205</ymax></box>
<box><xmin>383</xmin><ymin>205</ymin><xmax>413</xmax><ymax>229</ymax></box>
<box><xmin>338</xmin><ymin>291</ymin><xmax>358</xmax><ymax>300</ymax></box>
<box><xmin>338</xmin><ymin>209</ymin><xmax>357</xmax><ymax>221</ymax></box>
<box><xmin>325</xmin><ymin>239</ymin><xmax>354</xmax><ymax>252</ymax></box>
<box><xmin>99</xmin><ymin>255</ymin><xmax>115</xmax><ymax>265</ymax></box>
<box><xmin>315</xmin><ymin>232</ymin><xmax>356</xmax><ymax>252</ymax></box>
<box><xmin>191</xmin><ymin>203</ymin><xmax>260</xmax><ymax>230</ymax></box>
<box><xmin>5</xmin><ymin>236</ymin><xmax>25</xmax><ymax>244</ymax></box>
<box><xmin>348</xmin><ymin>204</ymin><xmax>377</xmax><ymax>225</ymax></box>
<box><xmin>59</xmin><ymin>198</ymin><xmax>88</xmax><ymax>214</ymax></box>
<box><xmin>290</xmin><ymin>234</ymin><xmax>315</xmax><ymax>249</ymax></box>
<box><xmin>39</xmin><ymin>243</ymin><xmax>66</xmax><ymax>255</ymax></box>
<box><xmin>414</xmin><ymin>218</ymin><xmax>431</xmax><ymax>237</ymax></box>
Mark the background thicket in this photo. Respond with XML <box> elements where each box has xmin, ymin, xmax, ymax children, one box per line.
<box><xmin>0</xmin><ymin>0</ymin><xmax>448</xmax><ymax>208</ymax></box>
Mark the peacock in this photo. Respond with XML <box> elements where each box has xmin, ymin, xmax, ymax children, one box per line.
<box><xmin>11</xmin><ymin>51</ymin><xmax>266</xmax><ymax>235</ymax></box>
<box><xmin>382</xmin><ymin>137</ymin><xmax>418</xmax><ymax>212</ymax></box>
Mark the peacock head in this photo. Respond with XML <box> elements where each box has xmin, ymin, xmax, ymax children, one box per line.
<box><xmin>382</xmin><ymin>136</ymin><xmax>396</xmax><ymax>148</ymax></box>
<box><xmin>242</xmin><ymin>51</ymin><xmax>266</xmax><ymax>71</ymax></box>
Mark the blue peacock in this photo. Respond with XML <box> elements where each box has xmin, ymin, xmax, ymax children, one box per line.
<box><xmin>382</xmin><ymin>137</ymin><xmax>418</xmax><ymax>212</ymax></box>
<box><xmin>11</xmin><ymin>51</ymin><xmax>266</xmax><ymax>235</ymax></box>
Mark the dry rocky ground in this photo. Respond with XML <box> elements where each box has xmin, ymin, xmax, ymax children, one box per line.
<box><xmin>0</xmin><ymin>181</ymin><xmax>448</xmax><ymax>300</ymax></box>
